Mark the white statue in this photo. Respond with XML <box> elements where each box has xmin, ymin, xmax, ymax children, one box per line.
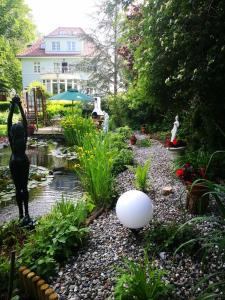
<box><xmin>102</xmin><ymin>111</ymin><xmax>109</xmax><ymax>133</ymax></box>
<box><xmin>171</xmin><ymin>115</ymin><xmax>179</xmax><ymax>142</ymax></box>
<box><xmin>92</xmin><ymin>97</ymin><xmax>104</xmax><ymax>116</ymax></box>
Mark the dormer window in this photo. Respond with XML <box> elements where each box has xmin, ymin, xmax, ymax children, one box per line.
<box><xmin>52</xmin><ymin>41</ymin><xmax>60</xmax><ymax>51</ymax></box>
<box><xmin>67</xmin><ymin>41</ymin><xmax>76</xmax><ymax>51</ymax></box>
<box><xmin>40</xmin><ymin>43</ymin><xmax>45</xmax><ymax>50</ymax></box>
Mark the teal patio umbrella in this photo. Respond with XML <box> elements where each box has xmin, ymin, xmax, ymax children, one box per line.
<box><xmin>49</xmin><ymin>89</ymin><xmax>93</xmax><ymax>103</ymax></box>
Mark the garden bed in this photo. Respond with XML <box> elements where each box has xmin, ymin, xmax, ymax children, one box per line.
<box><xmin>52</xmin><ymin>136</ymin><xmax>225</xmax><ymax>299</ymax></box>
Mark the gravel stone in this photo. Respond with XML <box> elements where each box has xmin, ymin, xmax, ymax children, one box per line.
<box><xmin>52</xmin><ymin>136</ymin><xmax>224</xmax><ymax>300</ymax></box>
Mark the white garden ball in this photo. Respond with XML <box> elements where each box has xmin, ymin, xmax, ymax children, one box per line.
<box><xmin>116</xmin><ymin>190</ymin><xmax>153</xmax><ymax>229</ymax></box>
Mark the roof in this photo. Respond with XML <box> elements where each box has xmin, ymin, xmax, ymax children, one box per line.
<box><xmin>46</xmin><ymin>27</ymin><xmax>85</xmax><ymax>37</ymax></box>
<box><xmin>17</xmin><ymin>27</ymin><xmax>95</xmax><ymax>58</ymax></box>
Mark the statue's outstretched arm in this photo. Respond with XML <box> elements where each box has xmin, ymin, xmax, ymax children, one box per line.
<box><xmin>17</xmin><ymin>97</ymin><xmax>28</xmax><ymax>142</ymax></box>
<box><xmin>7</xmin><ymin>101</ymin><xmax>15</xmax><ymax>146</ymax></box>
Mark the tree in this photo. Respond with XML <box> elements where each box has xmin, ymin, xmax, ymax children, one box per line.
<box><xmin>0</xmin><ymin>0</ymin><xmax>35</xmax><ymax>51</ymax></box>
<box><xmin>0</xmin><ymin>0</ymin><xmax>35</xmax><ymax>92</ymax></box>
<box><xmin>120</xmin><ymin>0</ymin><xmax>225</xmax><ymax>150</ymax></box>
<box><xmin>83</xmin><ymin>0</ymin><xmax>135</xmax><ymax>97</ymax></box>
<box><xmin>0</xmin><ymin>36</ymin><xmax>22</xmax><ymax>92</ymax></box>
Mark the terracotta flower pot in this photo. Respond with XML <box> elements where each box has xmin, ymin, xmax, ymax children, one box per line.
<box><xmin>130</xmin><ymin>135</ymin><xmax>137</xmax><ymax>145</ymax></box>
<box><xmin>27</xmin><ymin>125</ymin><xmax>35</xmax><ymax>136</ymax></box>
<box><xmin>141</xmin><ymin>125</ymin><xmax>146</xmax><ymax>134</ymax></box>
<box><xmin>186</xmin><ymin>184</ymin><xmax>209</xmax><ymax>215</ymax></box>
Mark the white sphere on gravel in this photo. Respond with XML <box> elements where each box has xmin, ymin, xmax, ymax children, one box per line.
<box><xmin>116</xmin><ymin>190</ymin><xmax>153</xmax><ymax>229</ymax></box>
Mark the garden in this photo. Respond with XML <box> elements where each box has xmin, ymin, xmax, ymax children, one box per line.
<box><xmin>0</xmin><ymin>98</ymin><xmax>225</xmax><ymax>299</ymax></box>
<box><xmin>1</xmin><ymin>0</ymin><xmax>225</xmax><ymax>299</ymax></box>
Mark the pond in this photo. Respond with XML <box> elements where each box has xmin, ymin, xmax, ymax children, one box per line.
<box><xmin>0</xmin><ymin>140</ymin><xmax>82</xmax><ymax>223</ymax></box>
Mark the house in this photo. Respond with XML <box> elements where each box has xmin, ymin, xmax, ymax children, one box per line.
<box><xmin>17</xmin><ymin>27</ymin><xmax>96</xmax><ymax>95</ymax></box>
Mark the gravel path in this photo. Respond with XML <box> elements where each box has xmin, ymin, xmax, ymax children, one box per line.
<box><xmin>53</xmin><ymin>137</ymin><xmax>224</xmax><ymax>300</ymax></box>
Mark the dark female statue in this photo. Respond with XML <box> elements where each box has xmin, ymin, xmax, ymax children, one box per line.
<box><xmin>7</xmin><ymin>95</ymin><xmax>31</xmax><ymax>225</ymax></box>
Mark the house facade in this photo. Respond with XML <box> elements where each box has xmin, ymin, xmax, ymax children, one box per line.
<box><xmin>17</xmin><ymin>27</ymin><xmax>96</xmax><ymax>95</ymax></box>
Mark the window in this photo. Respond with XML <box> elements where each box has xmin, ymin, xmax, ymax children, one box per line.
<box><xmin>52</xmin><ymin>41</ymin><xmax>60</xmax><ymax>51</ymax></box>
<box><xmin>54</xmin><ymin>63</ymin><xmax>60</xmax><ymax>72</ymax></box>
<box><xmin>67</xmin><ymin>41</ymin><xmax>76</xmax><ymax>51</ymax></box>
<box><xmin>34</xmin><ymin>62</ymin><xmax>40</xmax><ymax>73</ymax></box>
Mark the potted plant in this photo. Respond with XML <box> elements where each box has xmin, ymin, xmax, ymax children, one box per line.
<box><xmin>27</xmin><ymin>124</ymin><xmax>35</xmax><ymax>136</ymax></box>
<box><xmin>186</xmin><ymin>182</ymin><xmax>209</xmax><ymax>214</ymax></box>
<box><xmin>141</xmin><ymin>124</ymin><xmax>146</xmax><ymax>134</ymax></box>
<box><xmin>130</xmin><ymin>134</ymin><xmax>137</xmax><ymax>145</ymax></box>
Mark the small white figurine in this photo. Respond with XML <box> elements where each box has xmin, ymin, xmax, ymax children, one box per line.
<box><xmin>102</xmin><ymin>111</ymin><xmax>109</xmax><ymax>133</ymax></box>
<box><xmin>171</xmin><ymin>115</ymin><xmax>179</xmax><ymax>142</ymax></box>
<box><xmin>92</xmin><ymin>97</ymin><xmax>104</xmax><ymax>116</ymax></box>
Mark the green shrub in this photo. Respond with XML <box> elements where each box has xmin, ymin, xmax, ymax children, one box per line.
<box><xmin>0</xmin><ymin>111</ymin><xmax>19</xmax><ymax>125</ymax></box>
<box><xmin>107</xmin><ymin>132</ymin><xmax>128</xmax><ymax>150</ymax></box>
<box><xmin>145</xmin><ymin>221</ymin><xmax>200</xmax><ymax>256</ymax></box>
<box><xmin>112</xmin><ymin>148</ymin><xmax>134</xmax><ymax>175</ymax></box>
<box><xmin>115</xmin><ymin>126</ymin><xmax>132</xmax><ymax>139</ymax></box>
<box><xmin>19</xmin><ymin>199</ymin><xmax>89</xmax><ymax>278</ymax></box>
<box><xmin>0</xmin><ymin>101</ymin><xmax>10</xmax><ymax>112</ymax></box>
<box><xmin>0</xmin><ymin>256</ymin><xmax>10</xmax><ymax>293</ymax></box>
<box><xmin>0</xmin><ymin>220</ymin><xmax>28</xmax><ymax>250</ymax></box>
<box><xmin>136</xmin><ymin>138</ymin><xmax>151</xmax><ymax>148</ymax></box>
<box><xmin>0</xmin><ymin>124</ymin><xmax>7</xmax><ymax>136</ymax></box>
<box><xmin>174</xmin><ymin>150</ymin><xmax>211</xmax><ymax>171</ymax></box>
<box><xmin>114</xmin><ymin>253</ymin><xmax>173</xmax><ymax>300</ymax></box>
<box><xmin>46</xmin><ymin>102</ymin><xmax>82</xmax><ymax>120</ymax></box>
<box><xmin>0</xmin><ymin>220</ymin><xmax>29</xmax><ymax>294</ymax></box>
<box><xmin>135</xmin><ymin>159</ymin><xmax>151</xmax><ymax>191</ymax></box>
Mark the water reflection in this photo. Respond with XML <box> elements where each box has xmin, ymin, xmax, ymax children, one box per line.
<box><xmin>0</xmin><ymin>142</ymin><xmax>82</xmax><ymax>223</ymax></box>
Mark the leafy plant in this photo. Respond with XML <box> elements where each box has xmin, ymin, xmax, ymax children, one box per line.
<box><xmin>114</xmin><ymin>252</ymin><xmax>173</xmax><ymax>300</ymax></box>
<box><xmin>191</xmin><ymin>179</ymin><xmax>225</xmax><ymax>219</ymax></box>
<box><xmin>112</xmin><ymin>148</ymin><xmax>134</xmax><ymax>175</ymax></box>
<box><xmin>115</xmin><ymin>126</ymin><xmax>132</xmax><ymax>139</ymax></box>
<box><xmin>0</xmin><ymin>256</ymin><xmax>10</xmax><ymax>293</ymax></box>
<box><xmin>135</xmin><ymin>159</ymin><xmax>151</xmax><ymax>191</ymax></box>
<box><xmin>0</xmin><ymin>101</ymin><xmax>10</xmax><ymax>112</ymax></box>
<box><xmin>136</xmin><ymin>138</ymin><xmax>151</xmax><ymax>148</ymax></box>
<box><xmin>19</xmin><ymin>199</ymin><xmax>89</xmax><ymax>278</ymax></box>
<box><xmin>46</xmin><ymin>102</ymin><xmax>82</xmax><ymax>120</ymax></box>
<box><xmin>145</xmin><ymin>221</ymin><xmax>200</xmax><ymax>256</ymax></box>
<box><xmin>107</xmin><ymin>132</ymin><xmax>128</xmax><ymax>150</ymax></box>
<box><xmin>174</xmin><ymin>150</ymin><xmax>211</xmax><ymax>172</ymax></box>
<box><xmin>173</xmin><ymin>217</ymin><xmax>225</xmax><ymax>261</ymax></box>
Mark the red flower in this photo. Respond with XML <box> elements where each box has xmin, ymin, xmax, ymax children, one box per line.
<box><xmin>173</xmin><ymin>138</ymin><xmax>178</xmax><ymax>145</ymax></box>
<box><xmin>176</xmin><ymin>168</ymin><xmax>184</xmax><ymax>178</ymax></box>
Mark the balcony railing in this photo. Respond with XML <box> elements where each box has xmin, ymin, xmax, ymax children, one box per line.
<box><xmin>41</xmin><ymin>66</ymin><xmax>95</xmax><ymax>75</ymax></box>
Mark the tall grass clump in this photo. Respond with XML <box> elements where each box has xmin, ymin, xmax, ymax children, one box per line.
<box><xmin>76</xmin><ymin>133</ymin><xmax>116</xmax><ymax>207</ymax></box>
<box><xmin>61</xmin><ymin>115</ymin><xmax>95</xmax><ymax>146</ymax></box>
<box><xmin>135</xmin><ymin>159</ymin><xmax>151</xmax><ymax>191</ymax></box>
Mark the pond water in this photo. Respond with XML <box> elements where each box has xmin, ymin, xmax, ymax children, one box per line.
<box><xmin>0</xmin><ymin>141</ymin><xmax>82</xmax><ymax>223</ymax></box>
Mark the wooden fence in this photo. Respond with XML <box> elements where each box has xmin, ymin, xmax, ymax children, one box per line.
<box><xmin>18</xmin><ymin>267</ymin><xmax>58</xmax><ymax>300</ymax></box>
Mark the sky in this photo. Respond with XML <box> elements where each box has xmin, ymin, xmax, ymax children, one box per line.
<box><xmin>25</xmin><ymin>0</ymin><xmax>98</xmax><ymax>36</ymax></box>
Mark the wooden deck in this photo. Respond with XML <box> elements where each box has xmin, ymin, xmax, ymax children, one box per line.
<box><xmin>32</xmin><ymin>126</ymin><xmax>64</xmax><ymax>141</ymax></box>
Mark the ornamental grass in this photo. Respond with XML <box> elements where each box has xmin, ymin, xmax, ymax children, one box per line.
<box><xmin>75</xmin><ymin>132</ymin><xmax>117</xmax><ymax>208</ymax></box>
<box><xmin>61</xmin><ymin>115</ymin><xmax>95</xmax><ymax>146</ymax></box>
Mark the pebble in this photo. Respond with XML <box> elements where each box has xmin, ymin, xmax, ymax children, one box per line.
<box><xmin>52</xmin><ymin>136</ymin><xmax>224</xmax><ymax>300</ymax></box>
